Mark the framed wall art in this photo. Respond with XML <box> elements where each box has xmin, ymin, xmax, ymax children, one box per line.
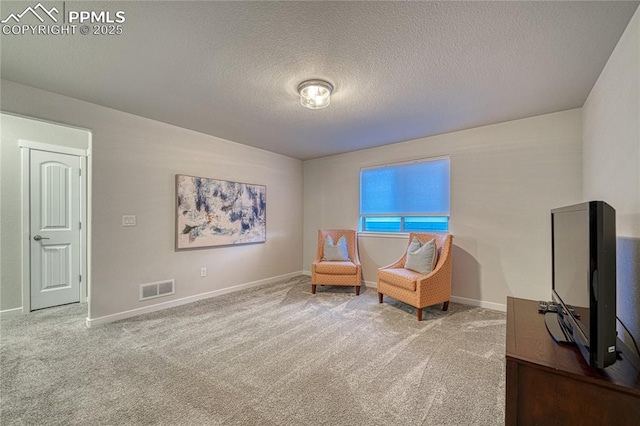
<box><xmin>175</xmin><ymin>174</ymin><xmax>266</xmax><ymax>250</ymax></box>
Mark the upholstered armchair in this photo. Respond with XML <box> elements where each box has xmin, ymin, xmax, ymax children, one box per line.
<box><xmin>312</xmin><ymin>229</ymin><xmax>362</xmax><ymax>295</ymax></box>
<box><xmin>377</xmin><ymin>232</ymin><xmax>453</xmax><ymax>321</ymax></box>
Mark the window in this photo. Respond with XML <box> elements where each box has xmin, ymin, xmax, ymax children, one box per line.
<box><xmin>360</xmin><ymin>157</ymin><xmax>450</xmax><ymax>233</ymax></box>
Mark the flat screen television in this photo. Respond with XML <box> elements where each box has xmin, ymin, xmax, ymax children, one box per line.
<box><xmin>548</xmin><ymin>201</ymin><xmax>617</xmax><ymax>369</ymax></box>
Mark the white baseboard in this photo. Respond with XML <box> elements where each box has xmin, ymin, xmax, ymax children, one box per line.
<box><xmin>303</xmin><ymin>272</ymin><xmax>376</xmax><ymax>289</ymax></box>
<box><xmin>85</xmin><ymin>271</ymin><xmax>304</xmax><ymax>327</ymax></box>
<box><xmin>0</xmin><ymin>307</ymin><xmax>23</xmax><ymax>317</ymax></box>
<box><xmin>364</xmin><ymin>280</ymin><xmax>377</xmax><ymax>289</ymax></box>
<box><xmin>313</xmin><ymin>268</ymin><xmax>506</xmax><ymax>311</ymax></box>
<box><xmin>369</xmin><ymin>281</ymin><xmax>503</xmax><ymax>311</ymax></box>
<box><xmin>450</xmin><ymin>295</ymin><xmax>506</xmax><ymax>312</ymax></box>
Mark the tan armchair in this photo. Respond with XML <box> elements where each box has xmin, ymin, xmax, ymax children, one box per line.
<box><xmin>377</xmin><ymin>232</ymin><xmax>453</xmax><ymax>321</ymax></box>
<box><xmin>312</xmin><ymin>229</ymin><xmax>362</xmax><ymax>295</ymax></box>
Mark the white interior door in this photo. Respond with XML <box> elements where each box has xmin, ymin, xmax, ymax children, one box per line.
<box><xmin>30</xmin><ymin>150</ymin><xmax>82</xmax><ymax>310</ymax></box>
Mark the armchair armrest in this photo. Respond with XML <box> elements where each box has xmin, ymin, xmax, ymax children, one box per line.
<box><xmin>351</xmin><ymin>243</ymin><xmax>362</xmax><ymax>267</ymax></box>
<box><xmin>416</xmin><ymin>234</ymin><xmax>453</xmax><ymax>294</ymax></box>
<box><xmin>378</xmin><ymin>256</ymin><xmax>406</xmax><ymax>270</ymax></box>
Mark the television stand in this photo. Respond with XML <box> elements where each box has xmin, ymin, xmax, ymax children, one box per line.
<box><xmin>506</xmin><ymin>297</ymin><xmax>640</xmax><ymax>425</ymax></box>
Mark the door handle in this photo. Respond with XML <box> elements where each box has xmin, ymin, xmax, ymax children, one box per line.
<box><xmin>33</xmin><ymin>235</ymin><xmax>50</xmax><ymax>241</ymax></box>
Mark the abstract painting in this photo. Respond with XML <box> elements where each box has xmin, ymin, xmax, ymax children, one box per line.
<box><xmin>176</xmin><ymin>174</ymin><xmax>266</xmax><ymax>249</ymax></box>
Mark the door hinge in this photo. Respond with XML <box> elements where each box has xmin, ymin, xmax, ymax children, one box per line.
<box><xmin>79</xmin><ymin>222</ymin><xmax>82</xmax><ymax>230</ymax></box>
<box><xmin>79</xmin><ymin>169</ymin><xmax>82</xmax><ymax>176</ymax></box>
<box><xmin>79</xmin><ymin>275</ymin><xmax>82</xmax><ymax>283</ymax></box>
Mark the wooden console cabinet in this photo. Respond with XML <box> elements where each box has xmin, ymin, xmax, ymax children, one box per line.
<box><xmin>506</xmin><ymin>297</ymin><xmax>640</xmax><ymax>425</ymax></box>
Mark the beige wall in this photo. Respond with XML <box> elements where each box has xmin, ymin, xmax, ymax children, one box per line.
<box><xmin>1</xmin><ymin>80</ymin><xmax>304</xmax><ymax>320</ymax></box>
<box><xmin>583</xmin><ymin>7</ymin><xmax>640</xmax><ymax>353</ymax></box>
<box><xmin>304</xmin><ymin>109</ymin><xmax>583</xmax><ymax>309</ymax></box>
<box><xmin>0</xmin><ymin>113</ymin><xmax>90</xmax><ymax>311</ymax></box>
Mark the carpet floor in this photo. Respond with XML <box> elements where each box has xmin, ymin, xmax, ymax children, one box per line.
<box><xmin>1</xmin><ymin>275</ymin><xmax>506</xmax><ymax>425</ymax></box>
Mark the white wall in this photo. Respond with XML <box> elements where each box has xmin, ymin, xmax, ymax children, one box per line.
<box><xmin>583</xmin><ymin>8</ymin><xmax>639</xmax><ymax>238</ymax></box>
<box><xmin>0</xmin><ymin>80</ymin><xmax>303</xmax><ymax>321</ymax></box>
<box><xmin>583</xmin><ymin>7</ymin><xmax>640</xmax><ymax>353</ymax></box>
<box><xmin>304</xmin><ymin>109</ymin><xmax>583</xmax><ymax>309</ymax></box>
<box><xmin>0</xmin><ymin>113</ymin><xmax>90</xmax><ymax>311</ymax></box>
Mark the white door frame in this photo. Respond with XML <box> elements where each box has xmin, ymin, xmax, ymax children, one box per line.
<box><xmin>20</xmin><ymin>138</ymin><xmax>92</xmax><ymax>315</ymax></box>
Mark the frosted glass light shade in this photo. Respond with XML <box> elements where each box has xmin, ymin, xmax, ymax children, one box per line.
<box><xmin>297</xmin><ymin>80</ymin><xmax>333</xmax><ymax>109</ymax></box>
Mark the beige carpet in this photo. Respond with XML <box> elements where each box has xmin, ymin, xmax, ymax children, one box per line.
<box><xmin>1</xmin><ymin>275</ymin><xmax>506</xmax><ymax>425</ymax></box>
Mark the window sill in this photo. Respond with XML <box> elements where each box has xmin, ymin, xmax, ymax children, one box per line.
<box><xmin>357</xmin><ymin>232</ymin><xmax>409</xmax><ymax>239</ymax></box>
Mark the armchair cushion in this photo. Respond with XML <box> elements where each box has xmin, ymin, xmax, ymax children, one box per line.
<box><xmin>314</xmin><ymin>261</ymin><xmax>358</xmax><ymax>275</ymax></box>
<box><xmin>322</xmin><ymin>235</ymin><xmax>350</xmax><ymax>261</ymax></box>
<box><xmin>404</xmin><ymin>237</ymin><xmax>438</xmax><ymax>274</ymax></box>
<box><xmin>377</xmin><ymin>267</ymin><xmax>424</xmax><ymax>292</ymax></box>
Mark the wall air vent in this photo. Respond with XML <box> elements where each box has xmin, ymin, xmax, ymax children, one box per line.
<box><xmin>139</xmin><ymin>279</ymin><xmax>175</xmax><ymax>301</ymax></box>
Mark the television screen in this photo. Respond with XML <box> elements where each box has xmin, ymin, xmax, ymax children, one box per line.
<box><xmin>552</xmin><ymin>208</ymin><xmax>590</xmax><ymax>338</ymax></box>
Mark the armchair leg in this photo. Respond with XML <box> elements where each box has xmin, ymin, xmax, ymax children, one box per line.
<box><xmin>442</xmin><ymin>301</ymin><xmax>449</xmax><ymax>311</ymax></box>
<box><xmin>417</xmin><ymin>308</ymin><xmax>423</xmax><ymax>321</ymax></box>
<box><xmin>355</xmin><ymin>286</ymin><xmax>360</xmax><ymax>296</ymax></box>
<box><xmin>378</xmin><ymin>293</ymin><xmax>383</xmax><ymax>303</ymax></box>
<box><xmin>311</xmin><ymin>285</ymin><xmax>316</xmax><ymax>294</ymax></box>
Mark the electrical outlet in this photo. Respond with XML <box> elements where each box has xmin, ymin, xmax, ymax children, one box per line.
<box><xmin>200</xmin><ymin>267</ymin><xmax>207</xmax><ymax>277</ymax></box>
<box><xmin>122</xmin><ymin>215</ymin><xmax>136</xmax><ymax>227</ymax></box>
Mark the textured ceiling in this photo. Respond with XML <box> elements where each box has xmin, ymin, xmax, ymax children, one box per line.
<box><xmin>1</xmin><ymin>1</ymin><xmax>638</xmax><ymax>160</ymax></box>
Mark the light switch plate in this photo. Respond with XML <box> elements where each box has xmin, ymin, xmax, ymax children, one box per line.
<box><xmin>122</xmin><ymin>215</ymin><xmax>136</xmax><ymax>227</ymax></box>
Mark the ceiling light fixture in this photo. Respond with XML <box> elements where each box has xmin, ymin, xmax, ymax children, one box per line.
<box><xmin>297</xmin><ymin>79</ymin><xmax>334</xmax><ymax>110</ymax></box>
